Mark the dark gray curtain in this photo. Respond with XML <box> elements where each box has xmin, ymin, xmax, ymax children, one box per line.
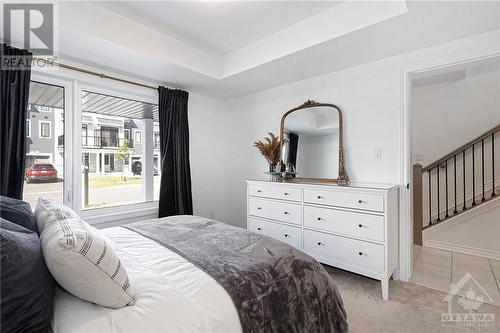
<box><xmin>158</xmin><ymin>86</ymin><xmax>193</xmax><ymax>217</ymax></box>
<box><xmin>0</xmin><ymin>44</ymin><xmax>32</xmax><ymax>199</ymax></box>
<box><xmin>286</xmin><ymin>132</ymin><xmax>299</xmax><ymax>168</ymax></box>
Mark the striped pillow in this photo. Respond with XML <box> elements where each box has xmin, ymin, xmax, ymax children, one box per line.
<box><xmin>36</xmin><ymin>198</ymin><xmax>135</xmax><ymax>308</ymax></box>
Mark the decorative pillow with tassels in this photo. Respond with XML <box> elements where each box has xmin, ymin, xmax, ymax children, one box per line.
<box><xmin>35</xmin><ymin>198</ymin><xmax>135</xmax><ymax>308</ymax></box>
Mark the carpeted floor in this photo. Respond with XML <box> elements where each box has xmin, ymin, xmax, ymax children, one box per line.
<box><xmin>324</xmin><ymin>265</ymin><xmax>500</xmax><ymax>333</ymax></box>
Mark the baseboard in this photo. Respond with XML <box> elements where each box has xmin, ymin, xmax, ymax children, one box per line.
<box><xmin>424</xmin><ymin>239</ymin><xmax>500</xmax><ymax>260</ymax></box>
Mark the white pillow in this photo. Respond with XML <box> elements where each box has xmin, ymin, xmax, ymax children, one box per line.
<box><xmin>36</xmin><ymin>198</ymin><xmax>135</xmax><ymax>308</ymax></box>
<box><xmin>34</xmin><ymin>198</ymin><xmax>79</xmax><ymax>234</ymax></box>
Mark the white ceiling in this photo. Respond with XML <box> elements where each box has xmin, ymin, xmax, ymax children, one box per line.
<box><xmin>23</xmin><ymin>1</ymin><xmax>500</xmax><ymax>99</ymax></box>
<box><xmin>95</xmin><ymin>1</ymin><xmax>339</xmax><ymax>56</ymax></box>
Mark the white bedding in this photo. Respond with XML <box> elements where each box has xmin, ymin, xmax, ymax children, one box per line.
<box><xmin>52</xmin><ymin>227</ymin><xmax>242</xmax><ymax>333</ymax></box>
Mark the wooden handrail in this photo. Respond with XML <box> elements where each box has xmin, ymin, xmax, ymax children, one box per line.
<box><xmin>422</xmin><ymin>124</ymin><xmax>500</xmax><ymax>172</ymax></box>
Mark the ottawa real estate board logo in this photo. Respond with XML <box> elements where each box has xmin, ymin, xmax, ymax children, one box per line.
<box><xmin>442</xmin><ymin>272</ymin><xmax>496</xmax><ymax>328</ymax></box>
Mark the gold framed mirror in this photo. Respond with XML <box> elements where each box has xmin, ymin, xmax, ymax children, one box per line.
<box><xmin>279</xmin><ymin>100</ymin><xmax>348</xmax><ymax>184</ymax></box>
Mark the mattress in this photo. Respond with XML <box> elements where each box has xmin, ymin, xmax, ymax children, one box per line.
<box><xmin>52</xmin><ymin>226</ymin><xmax>241</xmax><ymax>333</ymax></box>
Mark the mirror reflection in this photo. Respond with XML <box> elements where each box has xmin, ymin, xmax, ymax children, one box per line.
<box><xmin>282</xmin><ymin>107</ymin><xmax>339</xmax><ymax>179</ymax></box>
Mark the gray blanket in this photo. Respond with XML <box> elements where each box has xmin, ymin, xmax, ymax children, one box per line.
<box><xmin>125</xmin><ymin>215</ymin><xmax>348</xmax><ymax>333</ymax></box>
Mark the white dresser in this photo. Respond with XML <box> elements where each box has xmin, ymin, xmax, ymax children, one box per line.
<box><xmin>246</xmin><ymin>179</ymin><xmax>399</xmax><ymax>300</ymax></box>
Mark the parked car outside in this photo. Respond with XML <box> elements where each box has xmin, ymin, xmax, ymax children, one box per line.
<box><xmin>25</xmin><ymin>163</ymin><xmax>58</xmax><ymax>183</ymax></box>
<box><xmin>131</xmin><ymin>161</ymin><xmax>159</xmax><ymax>176</ymax></box>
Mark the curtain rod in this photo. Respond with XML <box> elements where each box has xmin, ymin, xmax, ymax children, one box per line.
<box><xmin>32</xmin><ymin>57</ymin><xmax>158</xmax><ymax>91</ymax></box>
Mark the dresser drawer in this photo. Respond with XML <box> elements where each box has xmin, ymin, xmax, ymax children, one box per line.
<box><xmin>248</xmin><ymin>198</ymin><xmax>301</xmax><ymax>225</ymax></box>
<box><xmin>248</xmin><ymin>218</ymin><xmax>302</xmax><ymax>249</ymax></box>
<box><xmin>304</xmin><ymin>229</ymin><xmax>384</xmax><ymax>271</ymax></box>
<box><xmin>304</xmin><ymin>189</ymin><xmax>384</xmax><ymax>212</ymax></box>
<box><xmin>248</xmin><ymin>183</ymin><xmax>302</xmax><ymax>202</ymax></box>
<box><xmin>304</xmin><ymin>206</ymin><xmax>384</xmax><ymax>242</ymax></box>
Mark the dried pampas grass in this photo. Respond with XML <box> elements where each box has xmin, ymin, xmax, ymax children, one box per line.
<box><xmin>254</xmin><ymin>132</ymin><xmax>281</xmax><ymax>165</ymax></box>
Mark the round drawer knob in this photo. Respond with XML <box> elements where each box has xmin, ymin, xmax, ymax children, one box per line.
<box><xmin>257</xmin><ymin>190</ymin><xmax>262</xmax><ymax>193</ymax></box>
<box><xmin>358</xmin><ymin>200</ymin><xmax>363</xmax><ymax>203</ymax></box>
<box><xmin>257</xmin><ymin>207</ymin><xmax>262</xmax><ymax>210</ymax></box>
<box><xmin>358</xmin><ymin>251</ymin><xmax>363</xmax><ymax>256</ymax></box>
<box><xmin>284</xmin><ymin>211</ymin><xmax>289</xmax><ymax>215</ymax></box>
<box><xmin>317</xmin><ymin>242</ymin><xmax>322</xmax><ymax>246</ymax></box>
<box><xmin>317</xmin><ymin>217</ymin><xmax>322</xmax><ymax>221</ymax></box>
<box><xmin>284</xmin><ymin>192</ymin><xmax>289</xmax><ymax>196</ymax></box>
<box><xmin>257</xmin><ymin>227</ymin><xmax>262</xmax><ymax>231</ymax></box>
<box><xmin>284</xmin><ymin>234</ymin><xmax>289</xmax><ymax>238</ymax></box>
<box><xmin>358</xmin><ymin>224</ymin><xmax>363</xmax><ymax>228</ymax></box>
<box><xmin>317</xmin><ymin>196</ymin><xmax>322</xmax><ymax>199</ymax></box>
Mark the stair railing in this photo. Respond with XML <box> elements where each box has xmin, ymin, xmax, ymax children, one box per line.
<box><xmin>413</xmin><ymin>124</ymin><xmax>500</xmax><ymax>245</ymax></box>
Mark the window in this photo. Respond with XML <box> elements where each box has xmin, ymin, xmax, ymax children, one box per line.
<box><xmin>101</xmin><ymin>127</ymin><xmax>119</xmax><ymax>147</ymax></box>
<box><xmin>24</xmin><ymin>77</ymin><xmax>158</xmax><ymax>214</ymax></box>
<box><xmin>39</xmin><ymin>121</ymin><xmax>51</xmax><ymax>138</ymax></box>
<box><xmin>135</xmin><ymin>130</ymin><xmax>142</xmax><ymax>144</ymax></box>
<box><xmin>23</xmin><ymin>81</ymin><xmax>64</xmax><ymax>208</ymax></box>
<box><xmin>81</xmin><ymin>90</ymin><xmax>157</xmax><ymax>209</ymax></box>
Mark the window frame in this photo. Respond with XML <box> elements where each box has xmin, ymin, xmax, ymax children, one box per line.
<box><xmin>26</xmin><ymin>119</ymin><xmax>31</xmax><ymax>137</ymax></box>
<box><xmin>39</xmin><ymin>120</ymin><xmax>52</xmax><ymax>138</ymax></box>
<box><xmin>31</xmin><ymin>69</ymin><xmax>159</xmax><ymax>224</ymax></box>
<box><xmin>28</xmin><ymin>76</ymin><xmax>73</xmax><ymax>209</ymax></box>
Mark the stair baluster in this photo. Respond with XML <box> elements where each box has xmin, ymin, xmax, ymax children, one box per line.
<box><xmin>463</xmin><ymin>150</ymin><xmax>466</xmax><ymax>211</ymax></box>
<box><xmin>437</xmin><ymin>166</ymin><xmax>441</xmax><ymax>222</ymax></box>
<box><xmin>472</xmin><ymin>144</ymin><xmax>476</xmax><ymax>206</ymax></box>
<box><xmin>493</xmin><ymin>133</ymin><xmax>496</xmax><ymax>198</ymax></box>
<box><xmin>454</xmin><ymin>154</ymin><xmax>457</xmax><ymax>214</ymax></box>
<box><xmin>481</xmin><ymin>139</ymin><xmax>485</xmax><ymax>202</ymax></box>
<box><xmin>445</xmin><ymin>160</ymin><xmax>449</xmax><ymax>218</ymax></box>
<box><xmin>428</xmin><ymin>170</ymin><xmax>432</xmax><ymax>225</ymax></box>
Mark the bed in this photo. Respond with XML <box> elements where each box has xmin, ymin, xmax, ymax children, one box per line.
<box><xmin>52</xmin><ymin>215</ymin><xmax>348</xmax><ymax>333</ymax></box>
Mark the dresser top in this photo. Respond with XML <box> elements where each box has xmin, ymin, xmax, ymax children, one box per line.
<box><xmin>246</xmin><ymin>179</ymin><xmax>398</xmax><ymax>190</ymax></box>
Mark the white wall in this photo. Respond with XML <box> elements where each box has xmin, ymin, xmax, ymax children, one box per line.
<box><xmin>188</xmin><ymin>93</ymin><xmax>226</xmax><ymax>221</ymax></box>
<box><xmin>411</xmin><ymin>67</ymin><xmax>500</xmax><ymax>167</ymax></box>
<box><xmin>217</xmin><ymin>30</ymin><xmax>499</xmax><ymax>229</ymax></box>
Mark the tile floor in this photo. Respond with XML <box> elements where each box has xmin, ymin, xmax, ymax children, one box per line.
<box><xmin>411</xmin><ymin>245</ymin><xmax>500</xmax><ymax>307</ymax></box>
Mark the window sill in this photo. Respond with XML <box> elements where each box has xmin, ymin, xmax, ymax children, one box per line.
<box><xmin>81</xmin><ymin>201</ymin><xmax>158</xmax><ymax>227</ymax></box>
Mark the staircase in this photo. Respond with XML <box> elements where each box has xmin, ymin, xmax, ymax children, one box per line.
<box><xmin>413</xmin><ymin>124</ymin><xmax>500</xmax><ymax>245</ymax></box>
